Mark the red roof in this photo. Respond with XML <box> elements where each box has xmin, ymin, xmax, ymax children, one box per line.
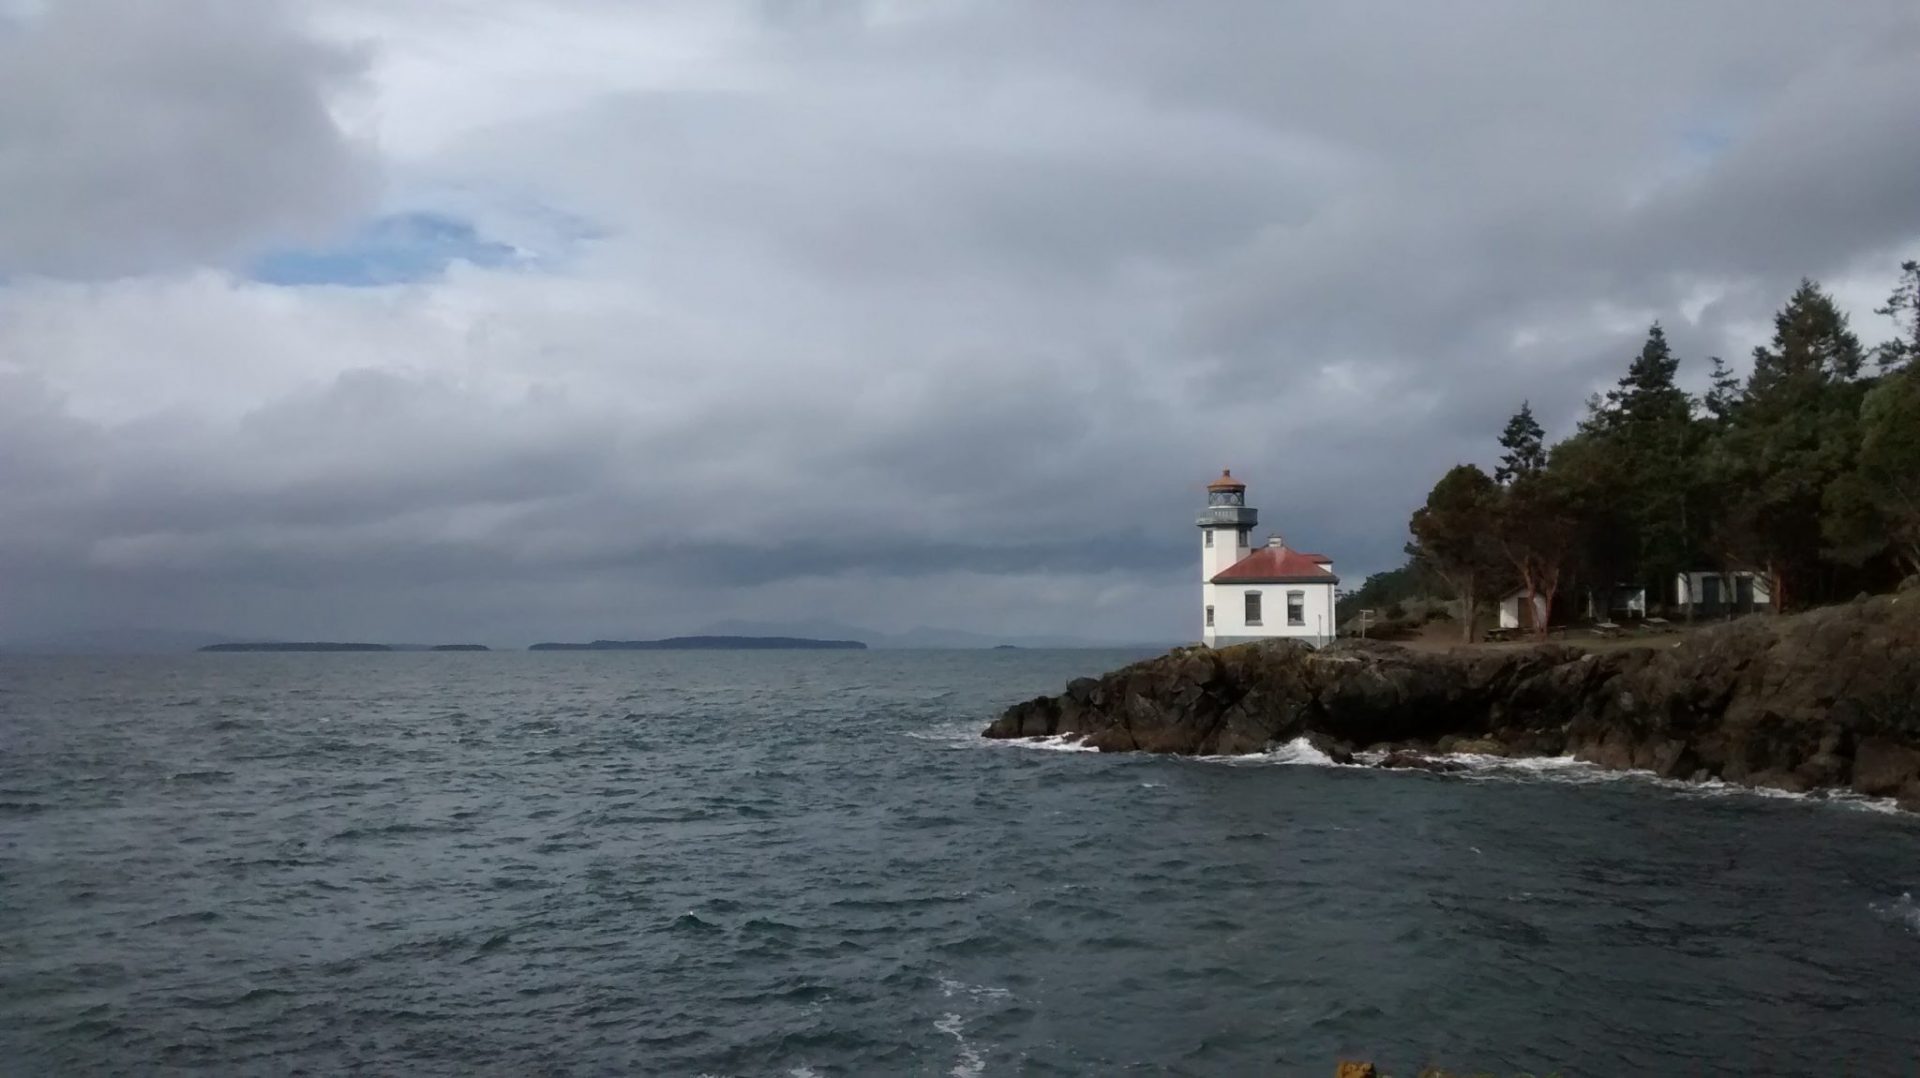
<box><xmin>1211</xmin><ymin>547</ymin><xmax>1339</xmax><ymax>584</ymax></box>
<box><xmin>1206</xmin><ymin>469</ymin><xmax>1246</xmax><ymax>492</ymax></box>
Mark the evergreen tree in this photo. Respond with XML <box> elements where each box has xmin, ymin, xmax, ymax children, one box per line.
<box><xmin>1749</xmin><ymin>279</ymin><xmax>1866</xmax><ymax>386</ymax></box>
<box><xmin>1602</xmin><ymin>323</ymin><xmax>1690</xmax><ymax>426</ymax></box>
<box><xmin>1845</xmin><ymin>367</ymin><xmax>1920</xmax><ymax>577</ymax></box>
<box><xmin>1577</xmin><ymin>325</ymin><xmax>1705</xmax><ymax>601</ymax></box>
<box><xmin>1702</xmin><ymin>355</ymin><xmax>1742</xmax><ymax>427</ymax></box>
<box><xmin>1712</xmin><ymin>280</ymin><xmax>1869</xmax><ymax>609</ymax></box>
<box><xmin>1494</xmin><ymin>401</ymin><xmax>1547</xmax><ymax>485</ymax></box>
<box><xmin>1874</xmin><ymin>259</ymin><xmax>1919</xmax><ymax>371</ymax></box>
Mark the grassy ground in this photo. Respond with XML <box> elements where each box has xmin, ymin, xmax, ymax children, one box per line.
<box><xmin>1388</xmin><ymin>618</ymin><xmax>1713</xmax><ymax>655</ymax></box>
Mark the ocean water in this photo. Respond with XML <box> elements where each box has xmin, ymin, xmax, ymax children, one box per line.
<box><xmin>2</xmin><ymin>649</ymin><xmax>1917</xmax><ymax>1076</ymax></box>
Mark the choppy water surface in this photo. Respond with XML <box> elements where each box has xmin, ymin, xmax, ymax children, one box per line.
<box><xmin>3</xmin><ymin>650</ymin><xmax>1917</xmax><ymax>1075</ymax></box>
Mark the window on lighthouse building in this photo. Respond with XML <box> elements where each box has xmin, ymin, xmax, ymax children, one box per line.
<box><xmin>1205</xmin><ymin>530</ymin><xmax>1213</xmax><ymax>548</ymax></box>
<box><xmin>1205</xmin><ymin>605</ymin><xmax>1215</xmax><ymax>628</ymax></box>
<box><xmin>1287</xmin><ymin>591</ymin><xmax>1305</xmax><ymax>626</ymax></box>
<box><xmin>1244</xmin><ymin>591</ymin><xmax>1262</xmax><ymax>625</ymax></box>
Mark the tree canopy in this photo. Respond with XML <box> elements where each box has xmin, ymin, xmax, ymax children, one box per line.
<box><xmin>1402</xmin><ymin>260</ymin><xmax>1913</xmax><ymax>626</ymax></box>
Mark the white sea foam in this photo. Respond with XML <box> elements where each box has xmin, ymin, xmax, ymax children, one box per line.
<box><xmin>1201</xmin><ymin>736</ymin><xmax>1359</xmax><ymax>767</ymax></box>
<box><xmin>984</xmin><ymin>732</ymin><xmax>1099</xmax><ymax>753</ymax></box>
<box><xmin>910</xmin><ymin>723</ymin><xmax>1099</xmax><ymax>753</ymax></box>
<box><xmin>932</xmin><ymin>979</ymin><xmax>1011</xmax><ymax>1077</ymax></box>
<box><xmin>939</xmin><ymin>978</ymin><xmax>1012</xmax><ymax>1001</ymax></box>
<box><xmin>1414</xmin><ymin>752</ymin><xmax>1905</xmax><ymax>813</ymax></box>
<box><xmin>1871</xmin><ymin>892</ymin><xmax>1920</xmax><ymax>934</ymax></box>
<box><xmin>934</xmin><ymin>1013</ymin><xmax>985</xmax><ymax>1078</ymax></box>
<box><xmin>947</xmin><ymin>723</ymin><xmax>1908</xmax><ymax>815</ymax></box>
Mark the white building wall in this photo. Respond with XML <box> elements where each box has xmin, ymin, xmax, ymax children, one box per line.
<box><xmin>1200</xmin><ymin>525</ymin><xmax>1249</xmax><ymax>641</ymax></box>
<box><xmin>1200</xmin><ymin>525</ymin><xmax>1249</xmax><ymax>582</ymax></box>
<box><xmin>1498</xmin><ymin>593</ymin><xmax>1549</xmax><ymax>630</ymax></box>
<box><xmin>1673</xmin><ymin>571</ymin><xmax>1773</xmax><ymax>608</ymax></box>
<box><xmin>1205</xmin><ymin>581</ymin><xmax>1337</xmax><ymax>647</ymax></box>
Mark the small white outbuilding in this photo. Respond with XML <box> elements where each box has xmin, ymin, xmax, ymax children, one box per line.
<box><xmin>1497</xmin><ymin>589</ymin><xmax>1550</xmax><ymax>631</ymax></box>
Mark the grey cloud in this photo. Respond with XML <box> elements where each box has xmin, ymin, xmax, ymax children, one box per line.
<box><xmin>2</xmin><ymin>0</ymin><xmax>1918</xmax><ymax>644</ymax></box>
<box><xmin>0</xmin><ymin>0</ymin><xmax>375</xmax><ymax>278</ymax></box>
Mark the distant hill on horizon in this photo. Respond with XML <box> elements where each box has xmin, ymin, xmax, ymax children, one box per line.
<box><xmin>2</xmin><ymin>619</ymin><xmax>1177</xmax><ymax>656</ymax></box>
<box><xmin>530</xmin><ymin>636</ymin><xmax>867</xmax><ymax>651</ymax></box>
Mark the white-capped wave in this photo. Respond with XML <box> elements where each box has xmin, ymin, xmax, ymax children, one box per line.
<box><xmin>954</xmin><ymin>724</ymin><xmax>1909</xmax><ymax>815</ymax></box>
<box><xmin>1201</xmin><ymin>736</ymin><xmax>1360</xmax><ymax>767</ymax></box>
<box><xmin>933</xmin><ymin>978</ymin><xmax>1011</xmax><ymax>1077</ymax></box>
<box><xmin>933</xmin><ymin>1013</ymin><xmax>984</xmax><ymax>1078</ymax></box>
<box><xmin>992</xmin><ymin>732</ymin><xmax>1099</xmax><ymax>753</ymax></box>
<box><xmin>1871</xmin><ymin>892</ymin><xmax>1920</xmax><ymax>934</ymax></box>
<box><xmin>1447</xmin><ymin>754</ymin><xmax>1906</xmax><ymax>814</ymax></box>
<box><xmin>939</xmin><ymin>978</ymin><xmax>1012</xmax><ymax>1001</ymax></box>
<box><xmin>911</xmin><ymin>724</ymin><xmax>1100</xmax><ymax>753</ymax></box>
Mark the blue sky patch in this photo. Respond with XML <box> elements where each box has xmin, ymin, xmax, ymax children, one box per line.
<box><xmin>251</xmin><ymin>212</ymin><xmax>522</xmax><ymax>287</ymax></box>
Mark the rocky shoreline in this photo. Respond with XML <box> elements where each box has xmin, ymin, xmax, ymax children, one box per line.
<box><xmin>985</xmin><ymin>584</ymin><xmax>1920</xmax><ymax>810</ymax></box>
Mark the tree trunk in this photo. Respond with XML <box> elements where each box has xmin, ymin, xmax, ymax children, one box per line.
<box><xmin>1523</xmin><ymin>567</ymin><xmax>1547</xmax><ymax>641</ymax></box>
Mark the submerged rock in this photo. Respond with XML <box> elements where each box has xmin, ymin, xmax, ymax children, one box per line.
<box><xmin>986</xmin><ymin>591</ymin><xmax>1920</xmax><ymax>807</ymax></box>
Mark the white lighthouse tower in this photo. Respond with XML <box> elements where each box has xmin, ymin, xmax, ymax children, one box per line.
<box><xmin>1197</xmin><ymin>469</ymin><xmax>1340</xmax><ymax>647</ymax></box>
<box><xmin>1198</xmin><ymin>470</ymin><xmax>1256</xmax><ymax>641</ymax></box>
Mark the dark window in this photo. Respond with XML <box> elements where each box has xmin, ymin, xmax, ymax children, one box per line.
<box><xmin>1245</xmin><ymin>591</ymin><xmax>1262</xmax><ymax>625</ymax></box>
<box><xmin>1205</xmin><ymin>530</ymin><xmax>1213</xmax><ymax>549</ymax></box>
<box><xmin>1205</xmin><ymin>605</ymin><xmax>1215</xmax><ymax>628</ymax></box>
<box><xmin>1287</xmin><ymin>591</ymin><xmax>1305</xmax><ymax>626</ymax></box>
<box><xmin>1237</xmin><ymin>528</ymin><xmax>1249</xmax><ymax>548</ymax></box>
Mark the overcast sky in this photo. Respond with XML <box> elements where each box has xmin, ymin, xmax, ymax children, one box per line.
<box><xmin>3</xmin><ymin>0</ymin><xmax>1918</xmax><ymax>645</ymax></box>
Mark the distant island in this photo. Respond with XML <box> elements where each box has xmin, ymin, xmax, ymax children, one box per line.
<box><xmin>528</xmin><ymin>635</ymin><xmax>867</xmax><ymax>651</ymax></box>
<box><xmin>429</xmin><ymin>644</ymin><xmax>490</xmax><ymax>651</ymax></box>
<box><xmin>201</xmin><ymin>642</ymin><xmax>392</xmax><ymax>652</ymax></box>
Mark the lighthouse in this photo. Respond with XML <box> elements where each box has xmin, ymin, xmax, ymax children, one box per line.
<box><xmin>1198</xmin><ymin>469</ymin><xmax>1256</xmax><ymax>582</ymax></box>
<box><xmin>1197</xmin><ymin>470</ymin><xmax>1340</xmax><ymax>647</ymax></box>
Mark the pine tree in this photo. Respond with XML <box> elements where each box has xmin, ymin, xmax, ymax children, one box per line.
<box><xmin>1487</xmin><ymin>402</ymin><xmax>1575</xmax><ymax>637</ymax></box>
<box><xmin>1855</xmin><ymin>367</ymin><xmax>1920</xmax><ymax>577</ymax></box>
<box><xmin>1749</xmin><ymin>278</ymin><xmax>1866</xmax><ymax>387</ymax></box>
<box><xmin>1714</xmin><ymin>280</ymin><xmax>1869</xmax><ymax>609</ymax></box>
<box><xmin>1495</xmin><ymin>401</ymin><xmax>1547</xmax><ymax>485</ymax></box>
<box><xmin>1602</xmin><ymin>323</ymin><xmax>1690</xmax><ymax>426</ymax></box>
<box><xmin>1586</xmin><ymin>325</ymin><xmax>1704</xmax><ymax>607</ymax></box>
<box><xmin>1702</xmin><ymin>355</ymin><xmax>1742</xmax><ymax>426</ymax></box>
<box><xmin>1874</xmin><ymin>259</ymin><xmax>1918</xmax><ymax>372</ymax></box>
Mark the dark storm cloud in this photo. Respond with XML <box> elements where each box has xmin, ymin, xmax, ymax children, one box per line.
<box><xmin>1</xmin><ymin>0</ymin><xmax>1917</xmax><ymax>643</ymax></box>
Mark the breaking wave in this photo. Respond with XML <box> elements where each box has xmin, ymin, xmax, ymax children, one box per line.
<box><xmin>1872</xmin><ymin>893</ymin><xmax>1920</xmax><ymax>935</ymax></box>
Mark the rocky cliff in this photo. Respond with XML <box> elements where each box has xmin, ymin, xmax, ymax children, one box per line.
<box><xmin>985</xmin><ymin>584</ymin><xmax>1920</xmax><ymax>808</ymax></box>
